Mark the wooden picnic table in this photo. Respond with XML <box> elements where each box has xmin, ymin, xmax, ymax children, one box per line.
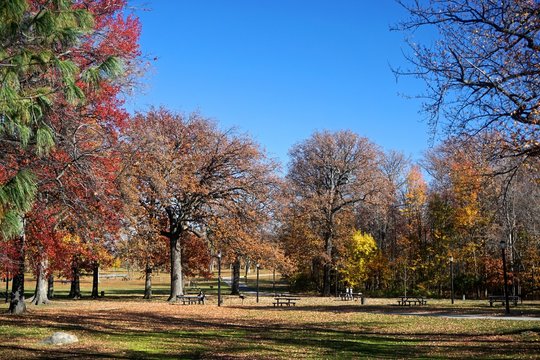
<box><xmin>488</xmin><ymin>295</ymin><xmax>520</xmax><ymax>307</ymax></box>
<box><xmin>273</xmin><ymin>296</ymin><xmax>301</xmax><ymax>307</ymax></box>
<box><xmin>397</xmin><ymin>296</ymin><xmax>427</xmax><ymax>306</ymax></box>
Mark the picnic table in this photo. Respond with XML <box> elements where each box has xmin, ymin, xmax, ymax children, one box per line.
<box><xmin>488</xmin><ymin>295</ymin><xmax>520</xmax><ymax>307</ymax></box>
<box><xmin>99</xmin><ymin>273</ymin><xmax>129</xmax><ymax>280</ymax></box>
<box><xmin>273</xmin><ymin>296</ymin><xmax>301</xmax><ymax>307</ymax></box>
<box><xmin>176</xmin><ymin>293</ymin><xmax>205</xmax><ymax>305</ymax></box>
<box><xmin>339</xmin><ymin>292</ymin><xmax>363</xmax><ymax>301</ymax></box>
<box><xmin>397</xmin><ymin>296</ymin><xmax>427</xmax><ymax>306</ymax></box>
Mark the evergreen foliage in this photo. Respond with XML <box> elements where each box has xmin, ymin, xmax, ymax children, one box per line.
<box><xmin>0</xmin><ymin>0</ymin><xmax>122</xmax><ymax>238</ymax></box>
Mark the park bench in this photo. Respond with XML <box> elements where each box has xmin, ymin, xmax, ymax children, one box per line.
<box><xmin>397</xmin><ymin>296</ymin><xmax>427</xmax><ymax>306</ymax></box>
<box><xmin>273</xmin><ymin>296</ymin><xmax>300</xmax><ymax>307</ymax></box>
<box><xmin>176</xmin><ymin>292</ymin><xmax>205</xmax><ymax>305</ymax></box>
<box><xmin>488</xmin><ymin>295</ymin><xmax>520</xmax><ymax>307</ymax></box>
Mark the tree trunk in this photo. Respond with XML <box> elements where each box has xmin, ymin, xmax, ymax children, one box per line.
<box><xmin>8</xmin><ymin>230</ymin><xmax>26</xmax><ymax>315</ymax></box>
<box><xmin>322</xmin><ymin>232</ymin><xmax>333</xmax><ymax>296</ymax></box>
<box><xmin>144</xmin><ymin>262</ymin><xmax>152</xmax><ymax>299</ymax></box>
<box><xmin>69</xmin><ymin>262</ymin><xmax>81</xmax><ymax>299</ymax></box>
<box><xmin>4</xmin><ymin>273</ymin><xmax>9</xmax><ymax>303</ymax></box>
<box><xmin>231</xmin><ymin>256</ymin><xmax>241</xmax><ymax>295</ymax></box>
<box><xmin>168</xmin><ymin>235</ymin><xmax>183</xmax><ymax>301</ymax></box>
<box><xmin>30</xmin><ymin>257</ymin><xmax>50</xmax><ymax>305</ymax></box>
<box><xmin>244</xmin><ymin>257</ymin><xmax>251</xmax><ymax>277</ymax></box>
<box><xmin>91</xmin><ymin>261</ymin><xmax>99</xmax><ymax>299</ymax></box>
<box><xmin>47</xmin><ymin>274</ymin><xmax>54</xmax><ymax>299</ymax></box>
<box><xmin>323</xmin><ymin>263</ymin><xmax>332</xmax><ymax>296</ymax></box>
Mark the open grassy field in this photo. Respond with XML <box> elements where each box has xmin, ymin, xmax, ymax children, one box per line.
<box><xmin>1</xmin><ymin>275</ymin><xmax>539</xmax><ymax>359</ymax></box>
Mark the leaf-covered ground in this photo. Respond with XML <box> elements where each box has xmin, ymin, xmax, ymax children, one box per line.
<box><xmin>1</xmin><ymin>295</ymin><xmax>539</xmax><ymax>359</ymax></box>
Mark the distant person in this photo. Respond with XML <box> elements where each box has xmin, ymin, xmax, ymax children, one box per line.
<box><xmin>197</xmin><ymin>290</ymin><xmax>205</xmax><ymax>304</ymax></box>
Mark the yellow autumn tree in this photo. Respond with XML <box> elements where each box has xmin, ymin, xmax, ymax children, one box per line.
<box><xmin>449</xmin><ymin>159</ymin><xmax>482</xmax><ymax>230</ymax></box>
<box><xmin>340</xmin><ymin>231</ymin><xmax>377</xmax><ymax>288</ymax></box>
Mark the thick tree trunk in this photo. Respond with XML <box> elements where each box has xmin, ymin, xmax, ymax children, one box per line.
<box><xmin>144</xmin><ymin>262</ymin><xmax>152</xmax><ymax>299</ymax></box>
<box><xmin>69</xmin><ymin>262</ymin><xmax>81</xmax><ymax>299</ymax></box>
<box><xmin>91</xmin><ymin>261</ymin><xmax>99</xmax><ymax>299</ymax></box>
<box><xmin>8</xmin><ymin>227</ymin><xmax>26</xmax><ymax>315</ymax></box>
<box><xmin>168</xmin><ymin>235</ymin><xmax>184</xmax><ymax>301</ymax></box>
<box><xmin>47</xmin><ymin>274</ymin><xmax>54</xmax><ymax>299</ymax></box>
<box><xmin>231</xmin><ymin>256</ymin><xmax>241</xmax><ymax>295</ymax></box>
<box><xmin>323</xmin><ymin>263</ymin><xmax>332</xmax><ymax>296</ymax></box>
<box><xmin>322</xmin><ymin>233</ymin><xmax>333</xmax><ymax>296</ymax></box>
<box><xmin>30</xmin><ymin>257</ymin><xmax>50</xmax><ymax>305</ymax></box>
<box><xmin>9</xmin><ymin>270</ymin><xmax>26</xmax><ymax>314</ymax></box>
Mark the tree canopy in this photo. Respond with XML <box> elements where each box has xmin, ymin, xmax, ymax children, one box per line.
<box><xmin>396</xmin><ymin>0</ymin><xmax>540</xmax><ymax>162</ymax></box>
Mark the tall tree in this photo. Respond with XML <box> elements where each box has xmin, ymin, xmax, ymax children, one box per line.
<box><xmin>122</xmin><ymin>109</ymin><xmax>279</xmax><ymax>301</ymax></box>
<box><xmin>1</xmin><ymin>0</ymin><xmax>140</xmax><ymax>314</ymax></box>
<box><xmin>286</xmin><ymin>130</ymin><xmax>383</xmax><ymax>296</ymax></box>
<box><xmin>425</xmin><ymin>137</ymin><xmax>499</xmax><ymax>297</ymax></box>
<box><xmin>1</xmin><ymin>0</ymin><xmax>93</xmax><ymax>314</ymax></box>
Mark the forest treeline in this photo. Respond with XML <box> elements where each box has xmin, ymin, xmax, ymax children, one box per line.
<box><xmin>1</xmin><ymin>0</ymin><xmax>539</xmax><ymax>314</ymax></box>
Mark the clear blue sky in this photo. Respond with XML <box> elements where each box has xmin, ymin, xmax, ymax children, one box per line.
<box><xmin>126</xmin><ymin>0</ymin><xmax>430</xmax><ymax>168</ymax></box>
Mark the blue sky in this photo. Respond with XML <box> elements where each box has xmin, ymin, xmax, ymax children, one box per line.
<box><xmin>126</xmin><ymin>0</ymin><xmax>431</xmax><ymax>168</ymax></box>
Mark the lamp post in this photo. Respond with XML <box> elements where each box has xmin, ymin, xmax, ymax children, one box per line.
<box><xmin>449</xmin><ymin>256</ymin><xmax>454</xmax><ymax>304</ymax></box>
<box><xmin>500</xmin><ymin>240</ymin><xmax>510</xmax><ymax>315</ymax></box>
<box><xmin>532</xmin><ymin>265</ymin><xmax>536</xmax><ymax>300</ymax></box>
<box><xmin>272</xmin><ymin>266</ymin><xmax>276</xmax><ymax>296</ymax></box>
<box><xmin>217</xmin><ymin>251</ymin><xmax>222</xmax><ymax>307</ymax></box>
<box><xmin>334</xmin><ymin>267</ymin><xmax>338</xmax><ymax>297</ymax></box>
<box><xmin>256</xmin><ymin>263</ymin><xmax>260</xmax><ymax>303</ymax></box>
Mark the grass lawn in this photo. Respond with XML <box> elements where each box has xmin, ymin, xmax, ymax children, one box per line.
<box><xmin>1</xmin><ymin>276</ymin><xmax>539</xmax><ymax>359</ymax></box>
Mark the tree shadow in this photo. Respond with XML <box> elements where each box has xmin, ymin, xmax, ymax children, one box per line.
<box><xmin>2</xmin><ymin>302</ymin><xmax>540</xmax><ymax>359</ymax></box>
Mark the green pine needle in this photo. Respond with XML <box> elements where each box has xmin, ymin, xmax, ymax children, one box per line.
<box><xmin>0</xmin><ymin>210</ymin><xmax>23</xmax><ymax>240</ymax></box>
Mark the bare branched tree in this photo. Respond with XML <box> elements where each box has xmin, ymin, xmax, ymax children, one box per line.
<box><xmin>395</xmin><ymin>0</ymin><xmax>540</xmax><ymax>160</ymax></box>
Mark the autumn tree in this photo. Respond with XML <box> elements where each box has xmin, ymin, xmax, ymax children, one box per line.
<box><xmin>376</xmin><ymin>150</ymin><xmax>411</xmax><ymax>260</ymax></box>
<box><xmin>339</xmin><ymin>231</ymin><xmax>378</xmax><ymax>289</ymax></box>
<box><xmin>0</xmin><ymin>0</ymin><xmax>94</xmax><ymax>314</ymax></box>
<box><xmin>207</xmin><ymin>197</ymin><xmax>284</xmax><ymax>295</ymax></box>
<box><xmin>396</xmin><ymin>0</ymin><xmax>540</xmax><ymax>160</ymax></box>
<box><xmin>350</xmin><ymin>150</ymin><xmax>412</xmax><ymax>294</ymax></box>
<box><xmin>1</xmin><ymin>0</ymin><xmax>140</xmax><ymax>314</ymax></box>
<box><xmin>117</xmin><ymin>202</ymin><xmax>169</xmax><ymax>299</ymax></box>
<box><xmin>424</xmin><ymin>137</ymin><xmax>501</xmax><ymax>297</ymax></box>
<box><xmin>395</xmin><ymin>165</ymin><xmax>429</xmax><ymax>295</ymax></box>
<box><xmin>122</xmin><ymin>109</ymin><xmax>279</xmax><ymax>301</ymax></box>
<box><xmin>491</xmin><ymin>162</ymin><xmax>540</xmax><ymax>298</ymax></box>
<box><xmin>286</xmin><ymin>130</ymin><xmax>383</xmax><ymax>296</ymax></box>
